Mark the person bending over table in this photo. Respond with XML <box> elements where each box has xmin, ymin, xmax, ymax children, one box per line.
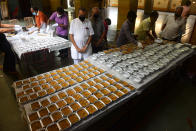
<box><xmin>117</xmin><ymin>10</ymin><xmax>143</xmax><ymax>48</ymax></box>
<box><xmin>48</xmin><ymin>7</ymin><xmax>69</xmax><ymax>58</ymax></box>
<box><xmin>30</xmin><ymin>7</ymin><xmax>48</xmax><ymax>31</ymax></box>
<box><xmin>160</xmin><ymin>6</ymin><xmax>186</xmax><ymax>42</ymax></box>
<box><xmin>69</xmin><ymin>8</ymin><xmax>94</xmax><ymax>64</ymax></box>
<box><xmin>135</xmin><ymin>11</ymin><xmax>159</xmax><ymax>41</ymax></box>
<box><xmin>0</xmin><ymin>21</ymin><xmax>21</xmax><ymax>73</ymax></box>
<box><xmin>90</xmin><ymin>7</ymin><xmax>106</xmax><ymax>53</ymax></box>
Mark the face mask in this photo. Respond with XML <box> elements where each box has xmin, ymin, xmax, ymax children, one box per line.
<box><xmin>93</xmin><ymin>14</ymin><xmax>99</xmax><ymax>18</ymax></box>
<box><xmin>32</xmin><ymin>12</ymin><xmax>36</xmax><ymax>16</ymax></box>
<box><xmin>79</xmin><ymin>15</ymin><xmax>85</xmax><ymax>22</ymax></box>
<box><xmin>57</xmin><ymin>14</ymin><xmax>62</xmax><ymax>18</ymax></box>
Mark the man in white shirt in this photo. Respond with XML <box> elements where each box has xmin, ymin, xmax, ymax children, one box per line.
<box><xmin>69</xmin><ymin>8</ymin><xmax>94</xmax><ymax>64</ymax></box>
<box><xmin>160</xmin><ymin>6</ymin><xmax>186</xmax><ymax>42</ymax></box>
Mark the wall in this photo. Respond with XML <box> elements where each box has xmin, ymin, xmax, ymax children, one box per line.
<box><xmin>74</xmin><ymin>0</ymin><xmax>102</xmax><ymax>17</ymax></box>
<box><xmin>117</xmin><ymin>0</ymin><xmax>131</xmax><ymax>30</ymax></box>
<box><xmin>117</xmin><ymin>0</ymin><xmax>138</xmax><ymax>31</ymax></box>
<box><xmin>49</xmin><ymin>0</ymin><xmax>61</xmax><ymax>12</ymax></box>
<box><xmin>32</xmin><ymin>0</ymin><xmax>68</xmax><ymax>17</ymax></box>
<box><xmin>153</xmin><ymin>0</ymin><xmax>169</xmax><ymax>11</ymax></box>
<box><xmin>41</xmin><ymin>0</ymin><xmax>51</xmax><ymax>16</ymax></box>
<box><xmin>169</xmin><ymin>0</ymin><xmax>182</xmax><ymax>11</ymax></box>
<box><xmin>138</xmin><ymin>0</ymin><xmax>145</xmax><ymax>8</ymax></box>
<box><xmin>190</xmin><ymin>0</ymin><xmax>196</xmax><ymax>15</ymax></box>
<box><xmin>31</xmin><ymin>0</ymin><xmax>43</xmax><ymax>11</ymax></box>
<box><xmin>109</xmin><ymin>0</ymin><xmax>118</xmax><ymax>7</ymax></box>
<box><xmin>7</xmin><ymin>0</ymin><xmax>20</xmax><ymax>17</ymax></box>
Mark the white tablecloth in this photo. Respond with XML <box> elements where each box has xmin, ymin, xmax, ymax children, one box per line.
<box><xmin>7</xmin><ymin>33</ymin><xmax>71</xmax><ymax>59</ymax></box>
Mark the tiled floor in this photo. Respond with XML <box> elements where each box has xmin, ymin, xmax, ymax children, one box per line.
<box><xmin>0</xmin><ymin>7</ymin><xmax>196</xmax><ymax>131</ymax></box>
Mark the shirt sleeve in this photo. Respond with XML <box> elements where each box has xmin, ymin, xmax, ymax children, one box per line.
<box><xmin>124</xmin><ymin>24</ymin><xmax>137</xmax><ymax>44</ymax></box>
<box><xmin>88</xmin><ymin>21</ymin><xmax>94</xmax><ymax>36</ymax></box>
<box><xmin>69</xmin><ymin>20</ymin><xmax>74</xmax><ymax>35</ymax></box>
<box><xmin>49</xmin><ymin>12</ymin><xmax>56</xmax><ymax>21</ymax></box>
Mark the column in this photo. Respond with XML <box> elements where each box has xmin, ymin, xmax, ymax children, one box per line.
<box><xmin>143</xmin><ymin>0</ymin><xmax>153</xmax><ymax>19</ymax></box>
<box><xmin>49</xmin><ymin>0</ymin><xmax>61</xmax><ymax>12</ymax></box>
<box><xmin>74</xmin><ymin>0</ymin><xmax>81</xmax><ymax>17</ymax></box>
<box><xmin>117</xmin><ymin>0</ymin><xmax>138</xmax><ymax>31</ymax></box>
<box><xmin>42</xmin><ymin>0</ymin><xmax>51</xmax><ymax>16</ymax></box>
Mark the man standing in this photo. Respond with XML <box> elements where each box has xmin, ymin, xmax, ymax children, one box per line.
<box><xmin>117</xmin><ymin>10</ymin><xmax>143</xmax><ymax>48</ymax></box>
<box><xmin>90</xmin><ymin>7</ymin><xmax>106</xmax><ymax>53</ymax></box>
<box><xmin>48</xmin><ymin>7</ymin><xmax>69</xmax><ymax>57</ymax></box>
<box><xmin>30</xmin><ymin>7</ymin><xmax>48</xmax><ymax>30</ymax></box>
<box><xmin>160</xmin><ymin>6</ymin><xmax>186</xmax><ymax>42</ymax></box>
<box><xmin>69</xmin><ymin>8</ymin><xmax>94</xmax><ymax>64</ymax></box>
<box><xmin>135</xmin><ymin>11</ymin><xmax>158</xmax><ymax>41</ymax></box>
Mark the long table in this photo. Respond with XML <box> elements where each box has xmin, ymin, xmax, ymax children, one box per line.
<box><xmin>12</xmin><ymin>43</ymin><xmax>196</xmax><ymax>131</ymax></box>
<box><xmin>7</xmin><ymin>33</ymin><xmax>72</xmax><ymax>59</ymax></box>
<box><xmin>88</xmin><ymin>48</ymin><xmax>194</xmax><ymax>92</ymax></box>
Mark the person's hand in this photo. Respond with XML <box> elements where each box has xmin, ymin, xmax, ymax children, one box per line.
<box><xmin>14</xmin><ymin>26</ymin><xmax>22</xmax><ymax>32</ymax></box>
<box><xmin>95</xmin><ymin>41</ymin><xmax>101</xmax><ymax>47</ymax></box>
<box><xmin>80</xmin><ymin>45</ymin><xmax>88</xmax><ymax>53</ymax></box>
<box><xmin>58</xmin><ymin>24</ymin><xmax>64</xmax><ymax>27</ymax></box>
<box><xmin>76</xmin><ymin>46</ymin><xmax>83</xmax><ymax>53</ymax></box>
<box><xmin>137</xmin><ymin>42</ymin><xmax>143</xmax><ymax>48</ymax></box>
